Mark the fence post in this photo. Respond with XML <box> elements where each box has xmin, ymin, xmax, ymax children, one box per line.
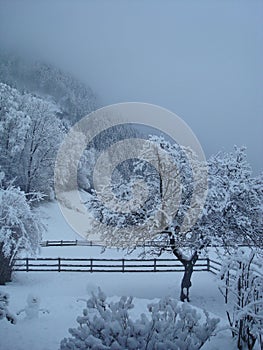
<box><xmin>58</xmin><ymin>258</ymin><xmax>61</xmax><ymax>272</ymax></box>
<box><xmin>90</xmin><ymin>259</ymin><xmax>93</xmax><ymax>273</ymax></box>
<box><xmin>26</xmin><ymin>258</ymin><xmax>29</xmax><ymax>272</ymax></box>
<box><xmin>154</xmin><ymin>258</ymin><xmax>157</xmax><ymax>272</ymax></box>
<box><xmin>207</xmin><ymin>258</ymin><xmax>210</xmax><ymax>272</ymax></box>
<box><xmin>122</xmin><ymin>259</ymin><xmax>125</xmax><ymax>273</ymax></box>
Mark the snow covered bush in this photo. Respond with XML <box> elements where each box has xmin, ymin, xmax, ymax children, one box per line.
<box><xmin>0</xmin><ymin>291</ymin><xmax>16</xmax><ymax>324</ymax></box>
<box><xmin>219</xmin><ymin>249</ymin><xmax>263</xmax><ymax>349</ymax></box>
<box><xmin>60</xmin><ymin>288</ymin><xmax>219</xmax><ymax>350</ymax></box>
<box><xmin>0</xmin><ymin>183</ymin><xmax>44</xmax><ymax>284</ymax></box>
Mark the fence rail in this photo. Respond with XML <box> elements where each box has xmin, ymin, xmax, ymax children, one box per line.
<box><xmin>208</xmin><ymin>258</ymin><xmax>222</xmax><ymax>274</ymax></box>
<box><xmin>40</xmin><ymin>240</ymin><xmax>170</xmax><ymax>248</ymax></box>
<box><xmin>13</xmin><ymin>257</ymin><xmax>221</xmax><ymax>274</ymax></box>
<box><xmin>40</xmin><ymin>240</ymin><xmax>251</xmax><ymax>249</ymax></box>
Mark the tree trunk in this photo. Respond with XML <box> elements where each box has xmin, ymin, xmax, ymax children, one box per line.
<box><xmin>0</xmin><ymin>250</ymin><xmax>13</xmax><ymax>285</ymax></box>
<box><xmin>180</xmin><ymin>255</ymin><xmax>198</xmax><ymax>302</ymax></box>
<box><xmin>168</xmin><ymin>232</ymin><xmax>198</xmax><ymax>302</ymax></box>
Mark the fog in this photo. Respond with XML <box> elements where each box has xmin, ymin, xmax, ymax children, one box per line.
<box><xmin>0</xmin><ymin>0</ymin><xmax>262</xmax><ymax>173</ymax></box>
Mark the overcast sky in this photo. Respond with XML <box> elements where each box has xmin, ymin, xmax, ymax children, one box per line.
<box><xmin>0</xmin><ymin>0</ymin><xmax>262</xmax><ymax>173</ymax></box>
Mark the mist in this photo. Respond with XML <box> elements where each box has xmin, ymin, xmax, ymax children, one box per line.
<box><xmin>0</xmin><ymin>0</ymin><xmax>262</xmax><ymax>173</ymax></box>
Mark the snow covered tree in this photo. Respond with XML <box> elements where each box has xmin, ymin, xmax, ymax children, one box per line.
<box><xmin>0</xmin><ymin>82</ymin><xmax>31</xmax><ymax>184</ymax></box>
<box><xmin>55</xmin><ymin>129</ymin><xmax>87</xmax><ymax>193</ymax></box>
<box><xmin>198</xmin><ymin>147</ymin><xmax>263</xmax><ymax>248</ymax></box>
<box><xmin>0</xmin><ymin>291</ymin><xmax>16</xmax><ymax>324</ymax></box>
<box><xmin>60</xmin><ymin>288</ymin><xmax>219</xmax><ymax>350</ymax></box>
<box><xmin>166</xmin><ymin>147</ymin><xmax>262</xmax><ymax>302</ymax></box>
<box><xmin>0</xmin><ymin>82</ymin><xmax>65</xmax><ymax>196</ymax></box>
<box><xmin>86</xmin><ymin>135</ymin><xmax>199</xmax><ymax>242</ymax></box>
<box><xmin>18</xmin><ymin>94</ymin><xmax>65</xmax><ymax>195</ymax></box>
<box><xmin>0</xmin><ymin>53</ymin><xmax>97</xmax><ymax>123</ymax></box>
<box><xmin>86</xmin><ymin>137</ymin><xmax>262</xmax><ymax>302</ymax></box>
<box><xmin>0</xmin><ymin>176</ymin><xmax>44</xmax><ymax>284</ymax></box>
<box><xmin>77</xmin><ymin>122</ymin><xmax>143</xmax><ymax>194</ymax></box>
<box><xmin>85</xmin><ymin>135</ymin><xmax>206</xmax><ymax>302</ymax></box>
<box><xmin>77</xmin><ymin>147</ymin><xmax>98</xmax><ymax>191</ymax></box>
<box><xmin>219</xmin><ymin>249</ymin><xmax>263</xmax><ymax>350</ymax></box>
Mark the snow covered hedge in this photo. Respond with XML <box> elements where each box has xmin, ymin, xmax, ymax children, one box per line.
<box><xmin>60</xmin><ymin>288</ymin><xmax>219</xmax><ymax>350</ymax></box>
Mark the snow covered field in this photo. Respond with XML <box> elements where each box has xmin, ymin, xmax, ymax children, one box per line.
<box><xmin>0</xmin><ymin>203</ymin><xmax>242</xmax><ymax>349</ymax></box>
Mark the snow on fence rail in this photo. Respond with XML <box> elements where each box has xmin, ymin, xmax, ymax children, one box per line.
<box><xmin>13</xmin><ymin>257</ymin><xmax>221</xmax><ymax>274</ymax></box>
<box><xmin>40</xmin><ymin>240</ymin><xmax>170</xmax><ymax>248</ymax></box>
<box><xmin>40</xmin><ymin>240</ymin><xmax>251</xmax><ymax>249</ymax></box>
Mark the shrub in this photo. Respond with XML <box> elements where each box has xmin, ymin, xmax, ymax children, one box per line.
<box><xmin>60</xmin><ymin>288</ymin><xmax>219</xmax><ymax>350</ymax></box>
<box><xmin>0</xmin><ymin>291</ymin><xmax>16</xmax><ymax>324</ymax></box>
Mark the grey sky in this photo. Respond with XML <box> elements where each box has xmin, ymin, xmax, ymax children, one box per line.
<box><xmin>0</xmin><ymin>0</ymin><xmax>262</xmax><ymax>173</ymax></box>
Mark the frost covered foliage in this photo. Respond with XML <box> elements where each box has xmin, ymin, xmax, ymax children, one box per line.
<box><xmin>85</xmin><ymin>139</ymin><xmax>262</xmax><ymax>303</ymax></box>
<box><xmin>0</xmin><ymin>53</ymin><xmax>97</xmax><ymax>123</ymax></box>
<box><xmin>0</xmin><ymin>184</ymin><xmax>43</xmax><ymax>284</ymax></box>
<box><xmin>219</xmin><ymin>250</ymin><xmax>263</xmax><ymax>349</ymax></box>
<box><xmin>85</xmin><ymin>135</ymin><xmax>204</xmax><ymax>248</ymax></box>
<box><xmin>19</xmin><ymin>93</ymin><xmax>65</xmax><ymax>194</ymax></box>
<box><xmin>0</xmin><ymin>82</ymin><xmax>65</xmax><ymax>196</ymax></box>
<box><xmin>0</xmin><ymin>291</ymin><xmax>16</xmax><ymax>324</ymax></box>
<box><xmin>200</xmin><ymin>147</ymin><xmax>263</xmax><ymax>248</ymax></box>
<box><xmin>78</xmin><ymin>123</ymin><xmax>142</xmax><ymax>193</ymax></box>
<box><xmin>60</xmin><ymin>288</ymin><xmax>219</xmax><ymax>350</ymax></box>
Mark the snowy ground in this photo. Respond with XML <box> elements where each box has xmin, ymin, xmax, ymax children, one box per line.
<box><xmin>0</xmin><ymin>202</ymin><xmax>237</xmax><ymax>350</ymax></box>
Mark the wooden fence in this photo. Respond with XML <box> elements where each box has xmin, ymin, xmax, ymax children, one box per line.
<box><xmin>40</xmin><ymin>240</ymin><xmax>250</xmax><ymax>249</ymax></box>
<box><xmin>13</xmin><ymin>257</ymin><xmax>221</xmax><ymax>274</ymax></box>
<box><xmin>207</xmin><ymin>258</ymin><xmax>222</xmax><ymax>274</ymax></box>
<box><xmin>40</xmin><ymin>240</ymin><xmax>170</xmax><ymax>248</ymax></box>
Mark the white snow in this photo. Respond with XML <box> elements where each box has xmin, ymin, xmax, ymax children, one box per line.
<box><xmin>0</xmin><ymin>202</ymin><xmax>240</xmax><ymax>350</ymax></box>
